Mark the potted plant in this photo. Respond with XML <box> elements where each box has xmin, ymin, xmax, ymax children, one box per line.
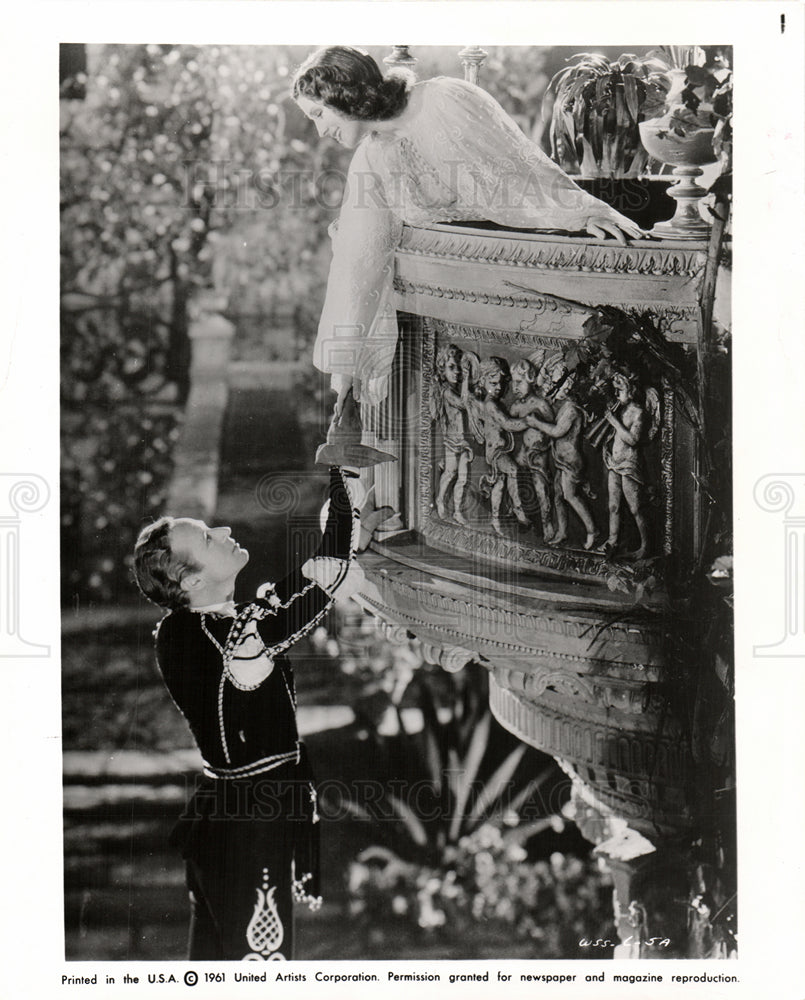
<box><xmin>544</xmin><ymin>51</ymin><xmax>676</xmax><ymax>227</ymax></box>
<box><xmin>544</xmin><ymin>51</ymin><xmax>670</xmax><ymax>178</ymax></box>
<box><xmin>638</xmin><ymin>46</ymin><xmax>727</xmax><ymax>161</ymax></box>
<box><xmin>638</xmin><ymin>46</ymin><xmax>732</xmax><ymax>237</ymax></box>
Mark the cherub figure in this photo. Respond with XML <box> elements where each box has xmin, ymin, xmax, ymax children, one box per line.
<box><xmin>464</xmin><ymin>355</ymin><xmax>530</xmax><ymax>536</ymax></box>
<box><xmin>509</xmin><ymin>358</ymin><xmax>555</xmax><ymax>542</ymax></box>
<box><xmin>527</xmin><ymin>361</ymin><xmax>599</xmax><ymax>550</ymax></box>
<box><xmin>430</xmin><ymin>343</ymin><xmax>473</xmax><ymax>524</ymax></box>
<box><xmin>600</xmin><ymin>369</ymin><xmax>660</xmax><ymax>559</ymax></box>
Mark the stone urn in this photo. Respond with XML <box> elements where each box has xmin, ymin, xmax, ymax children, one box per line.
<box><xmin>639</xmin><ymin>118</ymin><xmax>717</xmax><ymax>239</ymax></box>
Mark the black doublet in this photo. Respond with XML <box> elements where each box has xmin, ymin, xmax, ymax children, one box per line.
<box><xmin>153</xmin><ymin>468</ymin><xmax>356</xmax><ymax>960</ymax></box>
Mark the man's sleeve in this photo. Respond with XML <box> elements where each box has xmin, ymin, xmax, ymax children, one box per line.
<box><xmin>254</xmin><ymin>468</ymin><xmax>358</xmax><ymax>653</ymax></box>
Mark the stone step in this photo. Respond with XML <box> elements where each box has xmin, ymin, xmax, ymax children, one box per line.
<box><xmin>228</xmin><ymin>359</ymin><xmax>307</xmax><ymax>390</ymax></box>
<box><xmin>62</xmin><ymin>706</ymin><xmax>356</xmax><ymax>785</ymax></box>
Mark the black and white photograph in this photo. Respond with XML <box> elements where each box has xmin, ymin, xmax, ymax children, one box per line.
<box><xmin>2</xmin><ymin>2</ymin><xmax>805</xmax><ymax>997</ymax></box>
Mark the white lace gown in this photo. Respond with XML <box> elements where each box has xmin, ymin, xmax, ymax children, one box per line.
<box><xmin>314</xmin><ymin>76</ymin><xmax>636</xmax><ymax>404</ymax></box>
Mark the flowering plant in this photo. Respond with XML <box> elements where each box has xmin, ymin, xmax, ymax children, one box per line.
<box><xmin>347</xmin><ymin>826</ymin><xmax>616</xmax><ymax>957</ymax></box>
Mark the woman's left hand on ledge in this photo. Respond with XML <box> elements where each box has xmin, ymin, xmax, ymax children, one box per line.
<box><xmin>585</xmin><ymin>216</ymin><xmax>647</xmax><ymax>245</ymax></box>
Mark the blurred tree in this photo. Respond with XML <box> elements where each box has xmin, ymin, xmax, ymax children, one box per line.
<box><xmin>60</xmin><ymin>43</ymin><xmax>342</xmax><ymax>603</ymax></box>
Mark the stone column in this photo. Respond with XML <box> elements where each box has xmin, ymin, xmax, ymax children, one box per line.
<box><xmin>754</xmin><ymin>473</ymin><xmax>805</xmax><ymax>656</ymax></box>
<box><xmin>383</xmin><ymin>46</ymin><xmax>417</xmax><ymax>73</ymax></box>
<box><xmin>458</xmin><ymin>46</ymin><xmax>488</xmax><ymax>85</ymax></box>
<box><xmin>566</xmin><ymin>782</ymin><xmax>689</xmax><ymax>958</ymax></box>
<box><xmin>604</xmin><ymin>853</ymin><xmax>688</xmax><ymax>959</ymax></box>
<box><xmin>166</xmin><ymin>294</ymin><xmax>235</xmax><ymax>522</ymax></box>
<box><xmin>0</xmin><ymin>474</ymin><xmax>50</xmax><ymax>657</ymax></box>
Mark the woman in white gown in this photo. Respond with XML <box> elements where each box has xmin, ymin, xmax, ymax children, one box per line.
<box><xmin>293</xmin><ymin>46</ymin><xmax>644</xmax><ymax>411</ymax></box>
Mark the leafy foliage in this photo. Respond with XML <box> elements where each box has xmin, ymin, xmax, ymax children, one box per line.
<box><xmin>476</xmin><ymin>47</ymin><xmax>553</xmax><ymax>149</ymax></box>
<box><xmin>61</xmin><ymin>407</ymin><xmax>180</xmax><ymax>604</ymax></box>
<box><xmin>331</xmin><ymin>650</ymin><xmax>616</xmax><ymax>955</ymax></box>
<box><xmin>648</xmin><ymin>46</ymin><xmax>733</xmax><ymax>163</ymax></box>
<box><xmin>545</xmin><ymin>52</ymin><xmax>670</xmax><ymax>176</ymax></box>
<box><xmin>60</xmin><ymin>43</ymin><xmax>343</xmax><ymax>602</ymax></box>
<box><xmin>344</xmin><ymin>667</ymin><xmax>561</xmax><ymax>863</ymax></box>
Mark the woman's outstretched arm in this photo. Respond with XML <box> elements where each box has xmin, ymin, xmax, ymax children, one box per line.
<box><xmin>414</xmin><ymin>77</ymin><xmax>644</xmax><ymax>242</ymax></box>
<box><xmin>313</xmin><ymin>140</ymin><xmax>403</xmax><ymax>404</ymax></box>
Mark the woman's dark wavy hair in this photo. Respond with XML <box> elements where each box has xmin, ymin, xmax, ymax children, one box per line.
<box><xmin>292</xmin><ymin>46</ymin><xmax>412</xmax><ymax>121</ymax></box>
<box><xmin>133</xmin><ymin>516</ymin><xmax>200</xmax><ymax>610</ymax></box>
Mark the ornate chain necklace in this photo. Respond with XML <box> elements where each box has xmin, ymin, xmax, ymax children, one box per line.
<box><xmin>200</xmin><ymin>610</ymin><xmax>296</xmax><ymax>707</ymax></box>
<box><xmin>200</xmin><ymin>611</ymin><xmax>266</xmax><ymax>692</ymax></box>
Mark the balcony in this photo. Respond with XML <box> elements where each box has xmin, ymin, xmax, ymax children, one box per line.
<box><xmin>352</xmin><ymin>219</ymin><xmax>732</xmax><ymax>955</ymax></box>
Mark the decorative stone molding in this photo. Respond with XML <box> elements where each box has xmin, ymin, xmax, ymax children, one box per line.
<box><xmin>436</xmin><ymin>319</ymin><xmax>573</xmax><ymax>352</ymax></box>
<box><xmin>420</xmin><ymin>641</ymin><xmax>476</xmax><ymax>673</ymax></box>
<box><xmin>396</xmin><ymin>277</ymin><xmax>700</xmax><ymax>342</ymax></box>
<box><xmin>491</xmin><ymin>679</ymin><xmax>692</xmax><ymax>838</ymax></box>
<box><xmin>394</xmin><ymin>276</ymin><xmax>547</xmax><ymax>312</ymax></box>
<box><xmin>492</xmin><ymin>664</ymin><xmax>663</xmax><ymax>716</ymax></box>
<box><xmin>422</xmin><ymin>515</ymin><xmax>612</xmax><ymax>580</ymax></box>
<box><xmin>358</xmin><ymin>553</ymin><xmax>665</xmax><ymax>673</ymax></box>
<box><xmin>395</xmin><ymin>225</ymin><xmax>707</xmax><ymax>344</ymax></box>
<box><xmin>494</xmin><ymin>663</ymin><xmax>597</xmax><ymax>703</ymax></box>
<box><xmin>355</xmin><ymin>590</ymin><xmax>482</xmax><ymax>673</ymax></box>
<box><xmin>398</xmin><ymin>224</ymin><xmax>707</xmax><ymax>278</ymax></box>
<box><xmin>379</xmin><ymin>621</ymin><xmax>410</xmax><ymax>645</ymax></box>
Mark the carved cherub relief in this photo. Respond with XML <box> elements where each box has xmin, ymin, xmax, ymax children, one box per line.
<box><xmin>427</xmin><ymin>328</ymin><xmax>666</xmax><ymax>570</ymax></box>
<box><xmin>526</xmin><ymin>358</ymin><xmax>599</xmax><ymax>551</ymax></box>
<box><xmin>430</xmin><ymin>343</ymin><xmax>474</xmax><ymax>525</ymax></box>
<box><xmin>464</xmin><ymin>354</ymin><xmax>530</xmax><ymax>536</ymax></box>
<box><xmin>509</xmin><ymin>356</ymin><xmax>556</xmax><ymax>542</ymax></box>
<box><xmin>597</xmin><ymin>368</ymin><xmax>661</xmax><ymax>559</ymax></box>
